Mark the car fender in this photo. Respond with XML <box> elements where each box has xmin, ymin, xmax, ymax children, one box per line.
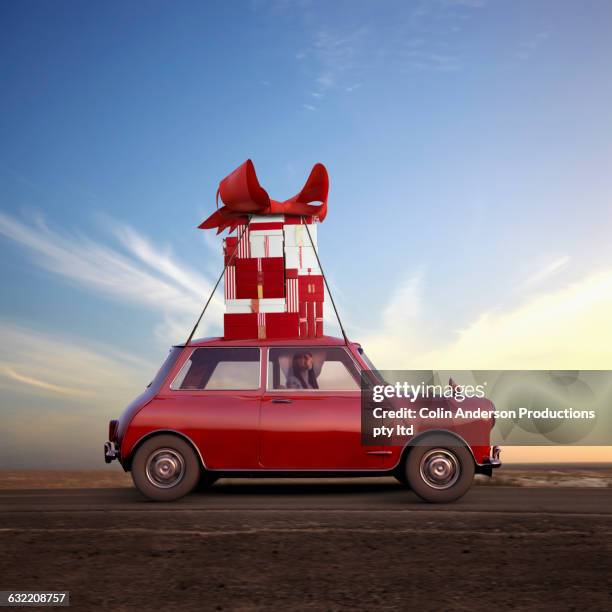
<box><xmin>123</xmin><ymin>428</ymin><xmax>208</xmax><ymax>471</ymax></box>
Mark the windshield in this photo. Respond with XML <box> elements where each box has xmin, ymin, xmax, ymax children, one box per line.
<box><xmin>357</xmin><ymin>346</ymin><xmax>377</xmax><ymax>371</ymax></box>
<box><xmin>357</xmin><ymin>346</ymin><xmax>388</xmax><ymax>386</ymax></box>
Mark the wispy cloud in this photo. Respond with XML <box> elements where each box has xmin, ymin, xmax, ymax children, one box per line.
<box><xmin>0</xmin><ymin>365</ymin><xmax>92</xmax><ymax>398</ymax></box>
<box><xmin>345</xmin><ymin>83</ymin><xmax>362</xmax><ymax>93</ymax></box>
<box><xmin>0</xmin><ymin>321</ymin><xmax>154</xmax><ymax>401</ymax></box>
<box><xmin>0</xmin><ymin>321</ymin><xmax>164</xmax><ymax>468</ymax></box>
<box><xmin>0</xmin><ymin>212</ymin><xmax>224</xmax><ymax>343</ymax></box>
<box><xmin>521</xmin><ymin>256</ymin><xmax>570</xmax><ymax>288</ymax></box>
<box><xmin>302</xmin><ymin>103</ymin><xmax>316</xmax><ymax>111</ymax></box>
<box><xmin>286</xmin><ymin>0</ymin><xmax>490</xmax><ymax>105</ymax></box>
<box><xmin>514</xmin><ymin>30</ymin><xmax>550</xmax><ymax>62</ymax></box>
<box><xmin>362</xmin><ymin>268</ymin><xmax>612</xmax><ymax>370</ymax></box>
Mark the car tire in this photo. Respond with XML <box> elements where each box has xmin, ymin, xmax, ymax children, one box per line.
<box><xmin>405</xmin><ymin>435</ymin><xmax>475</xmax><ymax>503</ymax></box>
<box><xmin>131</xmin><ymin>435</ymin><xmax>201</xmax><ymax>502</ymax></box>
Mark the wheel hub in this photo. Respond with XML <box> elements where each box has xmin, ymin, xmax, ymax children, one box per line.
<box><xmin>145</xmin><ymin>448</ymin><xmax>185</xmax><ymax>488</ymax></box>
<box><xmin>419</xmin><ymin>448</ymin><xmax>460</xmax><ymax>490</ymax></box>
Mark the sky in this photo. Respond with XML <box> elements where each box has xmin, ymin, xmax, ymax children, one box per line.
<box><xmin>1</xmin><ymin>0</ymin><xmax>612</xmax><ymax>467</ymax></box>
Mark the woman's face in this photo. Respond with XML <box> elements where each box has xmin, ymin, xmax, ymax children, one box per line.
<box><xmin>295</xmin><ymin>353</ymin><xmax>313</xmax><ymax>371</ymax></box>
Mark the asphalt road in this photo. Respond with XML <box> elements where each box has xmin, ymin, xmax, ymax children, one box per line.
<box><xmin>1</xmin><ymin>482</ymin><xmax>611</xmax><ymax>611</ymax></box>
<box><xmin>0</xmin><ymin>479</ymin><xmax>611</xmax><ymax>512</ymax></box>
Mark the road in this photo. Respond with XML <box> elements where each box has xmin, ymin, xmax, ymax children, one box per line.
<box><xmin>1</xmin><ymin>481</ymin><xmax>611</xmax><ymax>611</ymax></box>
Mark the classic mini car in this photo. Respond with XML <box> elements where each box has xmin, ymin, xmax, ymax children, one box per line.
<box><xmin>105</xmin><ymin>336</ymin><xmax>501</xmax><ymax>502</ymax></box>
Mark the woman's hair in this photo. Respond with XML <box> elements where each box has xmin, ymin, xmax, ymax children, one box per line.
<box><xmin>291</xmin><ymin>352</ymin><xmax>319</xmax><ymax>389</ymax></box>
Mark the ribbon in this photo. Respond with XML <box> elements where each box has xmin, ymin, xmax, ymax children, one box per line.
<box><xmin>199</xmin><ymin>159</ymin><xmax>329</xmax><ymax>233</ymax></box>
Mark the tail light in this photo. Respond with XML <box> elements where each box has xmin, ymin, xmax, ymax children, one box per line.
<box><xmin>108</xmin><ymin>419</ymin><xmax>119</xmax><ymax>442</ymax></box>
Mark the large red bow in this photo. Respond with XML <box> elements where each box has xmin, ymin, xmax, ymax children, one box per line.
<box><xmin>198</xmin><ymin>159</ymin><xmax>329</xmax><ymax>233</ymax></box>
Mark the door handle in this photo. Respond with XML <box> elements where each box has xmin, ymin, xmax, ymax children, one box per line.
<box><xmin>271</xmin><ymin>398</ymin><xmax>293</xmax><ymax>404</ymax></box>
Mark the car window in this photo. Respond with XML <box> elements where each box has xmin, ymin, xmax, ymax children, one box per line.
<box><xmin>146</xmin><ymin>346</ymin><xmax>182</xmax><ymax>392</ymax></box>
<box><xmin>171</xmin><ymin>347</ymin><xmax>260</xmax><ymax>390</ymax></box>
<box><xmin>267</xmin><ymin>347</ymin><xmax>360</xmax><ymax>391</ymax></box>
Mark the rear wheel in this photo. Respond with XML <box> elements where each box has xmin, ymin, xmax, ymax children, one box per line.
<box><xmin>405</xmin><ymin>435</ymin><xmax>475</xmax><ymax>503</ymax></box>
<box><xmin>131</xmin><ymin>435</ymin><xmax>200</xmax><ymax>501</ymax></box>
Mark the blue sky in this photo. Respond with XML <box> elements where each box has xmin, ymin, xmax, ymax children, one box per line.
<box><xmin>1</xmin><ymin>0</ymin><xmax>612</xmax><ymax>466</ymax></box>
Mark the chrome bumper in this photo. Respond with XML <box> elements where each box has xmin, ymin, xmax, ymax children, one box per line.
<box><xmin>489</xmin><ymin>445</ymin><xmax>502</xmax><ymax>467</ymax></box>
<box><xmin>104</xmin><ymin>441</ymin><xmax>119</xmax><ymax>464</ymax></box>
<box><xmin>476</xmin><ymin>446</ymin><xmax>501</xmax><ymax>476</ymax></box>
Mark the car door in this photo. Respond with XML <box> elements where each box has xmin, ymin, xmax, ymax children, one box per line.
<box><xmin>163</xmin><ymin>346</ymin><xmax>263</xmax><ymax>469</ymax></box>
<box><xmin>259</xmin><ymin>346</ymin><xmax>383</xmax><ymax>470</ymax></box>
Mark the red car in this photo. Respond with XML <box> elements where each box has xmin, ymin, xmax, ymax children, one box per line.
<box><xmin>105</xmin><ymin>336</ymin><xmax>501</xmax><ymax>502</ymax></box>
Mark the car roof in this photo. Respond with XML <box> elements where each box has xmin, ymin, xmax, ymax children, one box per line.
<box><xmin>177</xmin><ymin>335</ymin><xmax>360</xmax><ymax>349</ymax></box>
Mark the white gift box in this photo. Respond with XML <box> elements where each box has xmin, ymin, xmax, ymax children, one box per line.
<box><xmin>250</xmin><ymin>214</ymin><xmax>285</xmax><ymax>225</ymax></box>
<box><xmin>250</xmin><ymin>233</ymin><xmax>284</xmax><ymax>258</ymax></box>
<box><xmin>225</xmin><ymin>298</ymin><xmax>286</xmax><ymax>314</ymax></box>
<box><xmin>283</xmin><ymin>223</ymin><xmax>317</xmax><ymax>248</ymax></box>
<box><xmin>284</xmin><ymin>245</ymin><xmax>320</xmax><ymax>272</ymax></box>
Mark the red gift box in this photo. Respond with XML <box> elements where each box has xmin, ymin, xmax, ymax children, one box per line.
<box><xmin>224</xmin><ymin>313</ymin><xmax>257</xmax><ymax>340</ymax></box>
<box><xmin>282</xmin><ymin>216</ymin><xmax>316</xmax><ymax>225</ymax></box>
<box><xmin>285</xmin><ymin>269</ymin><xmax>323</xmax><ymax>313</ymax></box>
<box><xmin>298</xmin><ymin>274</ymin><xmax>324</xmax><ymax>301</ymax></box>
<box><xmin>299</xmin><ymin>301</ymin><xmax>323</xmax><ymax>338</ymax></box>
<box><xmin>235</xmin><ymin>257</ymin><xmax>285</xmax><ymax>299</ymax></box>
<box><xmin>224</xmin><ymin>312</ymin><xmax>298</xmax><ymax>340</ymax></box>
<box><xmin>263</xmin><ymin>312</ymin><xmax>299</xmax><ymax>339</ymax></box>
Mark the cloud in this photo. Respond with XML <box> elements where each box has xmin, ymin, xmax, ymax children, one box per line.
<box><xmin>315</xmin><ymin>72</ymin><xmax>335</xmax><ymax>89</ymax></box>
<box><xmin>345</xmin><ymin>83</ymin><xmax>362</xmax><ymax>93</ymax></box>
<box><xmin>0</xmin><ymin>212</ymin><xmax>224</xmax><ymax>343</ymax></box>
<box><xmin>402</xmin><ymin>50</ymin><xmax>461</xmax><ymax>72</ymax></box>
<box><xmin>0</xmin><ymin>365</ymin><xmax>92</xmax><ymax>398</ymax></box>
<box><xmin>0</xmin><ymin>321</ymin><xmax>154</xmax><ymax>402</ymax></box>
<box><xmin>302</xmin><ymin>104</ymin><xmax>317</xmax><ymax>111</ymax></box>
<box><xmin>514</xmin><ymin>30</ymin><xmax>550</xmax><ymax>61</ymax></box>
<box><xmin>445</xmin><ymin>0</ymin><xmax>487</xmax><ymax>7</ymax></box>
<box><xmin>521</xmin><ymin>256</ymin><xmax>570</xmax><ymax>288</ymax></box>
<box><xmin>360</xmin><ymin>272</ymin><xmax>426</xmax><ymax>367</ymax></box>
<box><xmin>362</xmin><ymin>269</ymin><xmax>612</xmax><ymax>370</ymax></box>
<box><xmin>0</xmin><ymin>321</ymin><xmax>166</xmax><ymax>468</ymax></box>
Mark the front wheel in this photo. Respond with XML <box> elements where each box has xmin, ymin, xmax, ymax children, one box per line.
<box><xmin>131</xmin><ymin>435</ymin><xmax>200</xmax><ymax>501</ymax></box>
<box><xmin>405</xmin><ymin>436</ymin><xmax>475</xmax><ymax>503</ymax></box>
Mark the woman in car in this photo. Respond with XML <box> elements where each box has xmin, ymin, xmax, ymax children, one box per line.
<box><xmin>286</xmin><ymin>352</ymin><xmax>319</xmax><ymax>389</ymax></box>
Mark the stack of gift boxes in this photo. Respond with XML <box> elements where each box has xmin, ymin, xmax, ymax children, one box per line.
<box><xmin>223</xmin><ymin>215</ymin><xmax>324</xmax><ymax>340</ymax></box>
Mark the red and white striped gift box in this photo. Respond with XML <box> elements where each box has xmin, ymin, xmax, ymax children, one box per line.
<box><xmin>223</xmin><ymin>229</ymin><xmax>251</xmax><ymax>261</ymax></box>
<box><xmin>237</xmin><ymin>227</ymin><xmax>250</xmax><ymax>258</ymax></box>
<box><xmin>286</xmin><ymin>276</ymin><xmax>299</xmax><ymax>312</ymax></box>
<box><xmin>257</xmin><ymin>312</ymin><xmax>266</xmax><ymax>339</ymax></box>
<box><xmin>298</xmin><ymin>301</ymin><xmax>323</xmax><ymax>338</ymax></box>
<box><xmin>224</xmin><ymin>265</ymin><xmax>236</xmax><ymax>300</ymax></box>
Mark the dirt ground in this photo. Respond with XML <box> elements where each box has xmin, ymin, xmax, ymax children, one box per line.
<box><xmin>1</xmin><ymin>507</ymin><xmax>610</xmax><ymax>611</ymax></box>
